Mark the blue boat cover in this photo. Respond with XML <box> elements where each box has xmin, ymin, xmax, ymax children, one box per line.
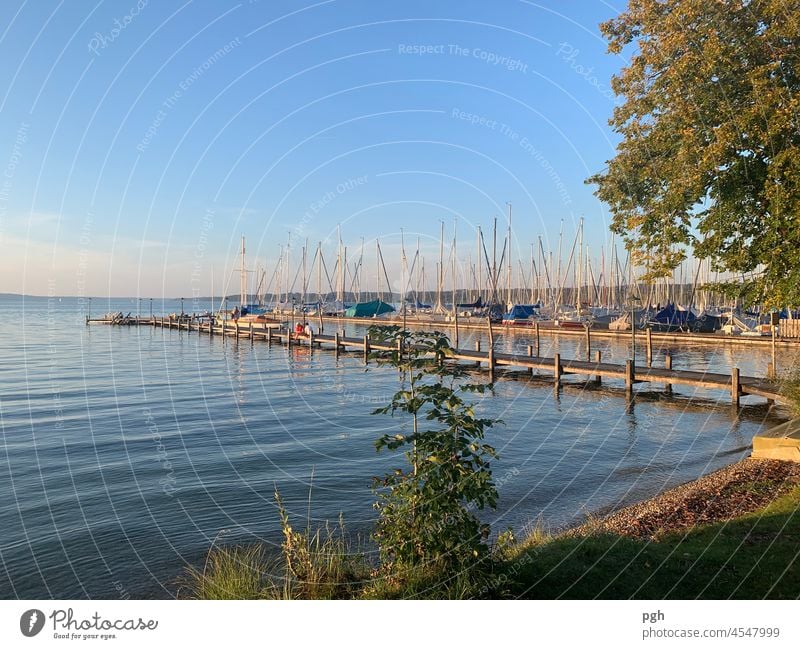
<box><xmin>650</xmin><ymin>302</ymin><xmax>696</xmax><ymax>326</ymax></box>
<box><xmin>503</xmin><ymin>304</ymin><xmax>538</xmax><ymax>321</ymax></box>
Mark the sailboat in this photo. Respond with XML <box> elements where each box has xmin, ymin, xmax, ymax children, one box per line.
<box><xmin>554</xmin><ymin>219</ymin><xmax>594</xmax><ymax>329</ymax></box>
<box><xmin>217</xmin><ymin>236</ymin><xmax>284</xmax><ymax>327</ymax></box>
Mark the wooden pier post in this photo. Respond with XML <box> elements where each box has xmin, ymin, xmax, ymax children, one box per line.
<box><xmin>646</xmin><ymin>327</ymin><xmax>653</xmax><ymax>367</ymax></box>
<box><xmin>665</xmin><ymin>354</ymin><xmax>672</xmax><ymax>394</ymax></box>
<box><xmin>625</xmin><ymin>359</ymin><xmax>635</xmax><ymax>396</ymax></box>
<box><xmin>553</xmin><ymin>353</ymin><xmax>561</xmax><ymax>389</ymax></box>
<box><xmin>475</xmin><ymin>340</ymin><xmax>481</xmax><ymax>367</ymax></box>
<box><xmin>454</xmin><ymin>308</ymin><xmax>460</xmax><ymax>349</ymax></box>
<box><xmin>487</xmin><ymin>316</ymin><xmax>496</xmax><ymax>382</ymax></box>
<box><xmin>731</xmin><ymin>367</ymin><xmax>740</xmax><ymax>407</ymax></box>
<box><xmin>527</xmin><ymin>344</ymin><xmax>534</xmax><ymax>375</ymax></box>
<box><xmin>334</xmin><ymin>331</ymin><xmax>340</xmax><ymax>358</ymax></box>
<box><xmin>534</xmin><ymin>322</ymin><xmax>540</xmax><ymax>356</ymax></box>
<box><xmin>249</xmin><ymin>322</ymin><xmax>254</xmax><ymax>342</ymax></box>
<box><xmin>771</xmin><ymin>323</ymin><xmax>777</xmax><ymax>378</ymax></box>
<box><xmin>595</xmin><ymin>350</ymin><xmax>602</xmax><ymax>385</ymax></box>
<box><xmin>363</xmin><ymin>335</ymin><xmax>370</xmax><ymax>364</ymax></box>
<box><xmin>209</xmin><ymin>318</ymin><xmax>214</xmax><ymax>337</ymax></box>
<box><xmin>585</xmin><ymin>325</ymin><xmax>591</xmax><ymax>361</ymax></box>
<box><xmin>309</xmin><ymin>331</ymin><xmax>314</xmax><ymax>350</ymax></box>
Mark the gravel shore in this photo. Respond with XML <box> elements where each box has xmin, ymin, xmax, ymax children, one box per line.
<box><xmin>571</xmin><ymin>458</ymin><xmax>800</xmax><ymax>541</ymax></box>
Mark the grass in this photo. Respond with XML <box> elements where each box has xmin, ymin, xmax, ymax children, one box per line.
<box><xmin>502</xmin><ymin>484</ymin><xmax>800</xmax><ymax>599</ymax></box>
<box><xmin>180</xmin><ymin>544</ymin><xmax>279</xmax><ymax>600</ymax></box>
<box><xmin>182</xmin><ymin>482</ymin><xmax>800</xmax><ymax>599</ymax></box>
<box><xmin>180</xmin><ymin>490</ymin><xmax>371</xmax><ymax>600</ymax></box>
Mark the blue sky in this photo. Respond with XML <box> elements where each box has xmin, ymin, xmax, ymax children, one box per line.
<box><xmin>0</xmin><ymin>0</ymin><xmax>628</xmax><ymax>297</ymax></box>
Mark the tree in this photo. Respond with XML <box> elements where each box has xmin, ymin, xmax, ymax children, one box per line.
<box><xmin>366</xmin><ymin>325</ymin><xmax>500</xmax><ymax>578</ymax></box>
<box><xmin>588</xmin><ymin>0</ymin><xmax>800</xmax><ymax>307</ymax></box>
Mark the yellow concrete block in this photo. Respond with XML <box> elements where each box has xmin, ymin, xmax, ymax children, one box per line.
<box><xmin>752</xmin><ymin>419</ymin><xmax>800</xmax><ymax>462</ymax></box>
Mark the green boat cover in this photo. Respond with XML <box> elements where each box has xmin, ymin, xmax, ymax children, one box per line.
<box><xmin>344</xmin><ymin>300</ymin><xmax>395</xmax><ymax>317</ymax></box>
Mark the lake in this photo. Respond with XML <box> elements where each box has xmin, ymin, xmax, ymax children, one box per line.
<box><xmin>0</xmin><ymin>294</ymin><xmax>793</xmax><ymax>598</ymax></box>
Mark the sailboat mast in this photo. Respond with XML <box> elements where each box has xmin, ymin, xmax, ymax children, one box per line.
<box><xmin>506</xmin><ymin>203</ymin><xmax>512</xmax><ymax>306</ymax></box>
<box><xmin>452</xmin><ymin>220</ymin><xmax>457</xmax><ymax>313</ymax></box>
<box><xmin>400</xmin><ymin>228</ymin><xmax>407</xmax><ymax>313</ymax></box>
<box><xmin>476</xmin><ymin>226</ymin><xmax>482</xmax><ymax>303</ymax></box>
<box><xmin>336</xmin><ymin>226</ymin><xmax>343</xmax><ymax>302</ymax></box>
<box><xmin>529</xmin><ymin>243</ymin><xmax>535</xmax><ymax>304</ymax></box>
<box><xmin>317</xmin><ymin>241</ymin><xmax>322</xmax><ymax>304</ymax></box>
<box><xmin>240</xmin><ymin>235</ymin><xmax>247</xmax><ymax>307</ymax></box>
<box><xmin>556</xmin><ymin>220</ymin><xmax>563</xmax><ymax>309</ymax></box>
<box><xmin>285</xmin><ymin>233</ymin><xmax>291</xmax><ymax>305</ymax></box>
<box><xmin>577</xmin><ymin>220</ymin><xmax>583</xmax><ymax>313</ymax></box>
<box><xmin>376</xmin><ymin>238</ymin><xmax>381</xmax><ymax>302</ymax></box>
<box><xmin>492</xmin><ymin>217</ymin><xmax>498</xmax><ymax>305</ymax></box>
<box><xmin>302</xmin><ymin>240</ymin><xmax>308</xmax><ymax>306</ymax></box>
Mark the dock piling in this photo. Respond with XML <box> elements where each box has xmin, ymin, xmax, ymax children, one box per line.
<box><xmin>363</xmin><ymin>335</ymin><xmax>370</xmax><ymax>364</ymax></box>
<box><xmin>665</xmin><ymin>354</ymin><xmax>673</xmax><ymax>394</ymax></box>
<box><xmin>535</xmin><ymin>322</ymin><xmax>540</xmax><ymax>356</ymax></box>
<box><xmin>731</xmin><ymin>367</ymin><xmax>740</xmax><ymax>407</ymax></box>
<box><xmin>487</xmin><ymin>316</ymin><xmax>495</xmax><ymax>382</ymax></box>
<box><xmin>595</xmin><ymin>350</ymin><xmax>601</xmax><ymax>385</ymax></box>
<box><xmin>585</xmin><ymin>325</ymin><xmax>591</xmax><ymax>361</ymax></box>
<box><xmin>527</xmin><ymin>344</ymin><xmax>534</xmax><ymax>375</ymax></box>
<box><xmin>625</xmin><ymin>359</ymin><xmax>635</xmax><ymax>396</ymax></box>
<box><xmin>646</xmin><ymin>327</ymin><xmax>653</xmax><ymax>367</ymax></box>
<box><xmin>554</xmin><ymin>353</ymin><xmax>561</xmax><ymax>389</ymax></box>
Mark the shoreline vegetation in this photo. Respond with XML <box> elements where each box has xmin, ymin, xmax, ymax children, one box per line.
<box><xmin>179</xmin><ymin>327</ymin><xmax>800</xmax><ymax>600</ymax></box>
<box><xmin>180</xmin><ymin>456</ymin><xmax>800</xmax><ymax>600</ymax></box>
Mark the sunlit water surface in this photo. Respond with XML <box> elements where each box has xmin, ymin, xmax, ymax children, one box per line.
<box><xmin>0</xmin><ymin>295</ymin><xmax>794</xmax><ymax>598</ymax></box>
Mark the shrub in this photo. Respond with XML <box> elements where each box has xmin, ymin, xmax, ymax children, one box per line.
<box><xmin>367</xmin><ymin>325</ymin><xmax>501</xmax><ymax>582</ymax></box>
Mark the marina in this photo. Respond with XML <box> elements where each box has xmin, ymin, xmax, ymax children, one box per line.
<box><xmin>89</xmin><ymin>311</ymin><xmax>789</xmax><ymax>407</ymax></box>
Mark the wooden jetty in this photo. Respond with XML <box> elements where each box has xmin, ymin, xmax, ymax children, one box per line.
<box><xmin>316</xmin><ymin>314</ymin><xmax>800</xmax><ymax>350</ymax></box>
<box><xmin>89</xmin><ymin>314</ymin><xmax>789</xmax><ymax>408</ymax></box>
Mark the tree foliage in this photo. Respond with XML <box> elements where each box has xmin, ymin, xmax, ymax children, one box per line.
<box><xmin>366</xmin><ymin>325</ymin><xmax>500</xmax><ymax>576</ymax></box>
<box><xmin>588</xmin><ymin>0</ymin><xmax>800</xmax><ymax>306</ymax></box>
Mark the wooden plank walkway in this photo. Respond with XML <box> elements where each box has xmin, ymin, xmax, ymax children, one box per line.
<box><xmin>96</xmin><ymin>315</ymin><xmax>788</xmax><ymax>407</ymax></box>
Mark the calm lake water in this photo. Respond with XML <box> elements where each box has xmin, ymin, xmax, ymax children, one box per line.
<box><xmin>0</xmin><ymin>294</ymin><xmax>794</xmax><ymax>598</ymax></box>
